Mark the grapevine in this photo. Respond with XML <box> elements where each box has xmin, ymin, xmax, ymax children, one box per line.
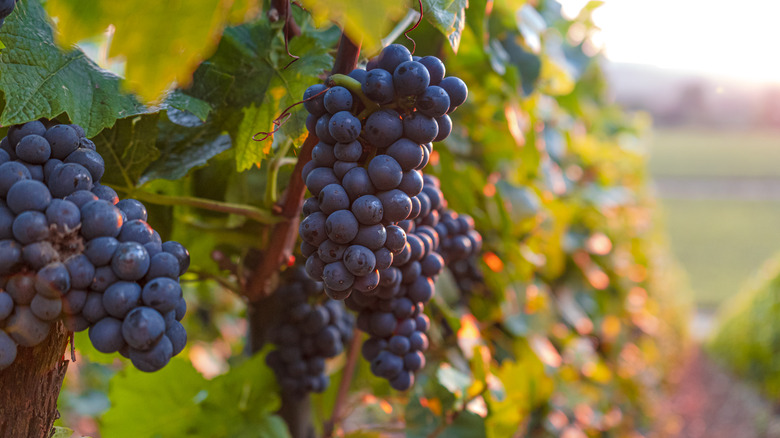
<box><xmin>0</xmin><ymin>121</ymin><xmax>189</xmax><ymax>372</ymax></box>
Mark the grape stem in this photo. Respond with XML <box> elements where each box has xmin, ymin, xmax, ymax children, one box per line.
<box><xmin>327</xmin><ymin>74</ymin><xmax>380</xmax><ymax>117</ymax></box>
<box><xmin>265</xmin><ymin>138</ymin><xmax>295</xmax><ymax>206</ymax></box>
<box><xmin>381</xmin><ymin>8</ymin><xmax>422</xmax><ymax>48</ymax></box>
<box><xmin>323</xmin><ymin>331</ymin><xmax>363</xmax><ymax>437</ymax></box>
<box><xmin>112</xmin><ymin>188</ymin><xmax>279</xmax><ymax>224</ymax></box>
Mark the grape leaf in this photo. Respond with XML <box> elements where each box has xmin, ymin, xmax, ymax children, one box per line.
<box><xmin>0</xmin><ymin>0</ymin><xmax>146</xmax><ymax>137</ymax></box>
<box><xmin>422</xmin><ymin>0</ymin><xmax>468</xmax><ymax>52</ymax></box>
<box><xmin>45</xmin><ymin>0</ymin><xmax>262</xmax><ymax>103</ymax></box>
<box><xmin>92</xmin><ymin>114</ymin><xmax>161</xmax><ymax>188</ymax></box>
<box><xmin>299</xmin><ymin>0</ymin><xmax>406</xmax><ymax>55</ymax></box>
<box><xmin>102</xmin><ymin>353</ymin><xmax>288</xmax><ymax>438</ymax></box>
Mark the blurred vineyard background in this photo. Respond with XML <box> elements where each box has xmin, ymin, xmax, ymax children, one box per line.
<box><xmin>0</xmin><ymin>0</ymin><xmax>779</xmax><ymax>437</ymax></box>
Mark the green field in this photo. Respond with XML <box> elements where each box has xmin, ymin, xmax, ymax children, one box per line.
<box><xmin>650</xmin><ymin>128</ymin><xmax>780</xmax><ymax>307</ymax></box>
<box><xmin>650</xmin><ymin>128</ymin><xmax>780</xmax><ymax>178</ymax></box>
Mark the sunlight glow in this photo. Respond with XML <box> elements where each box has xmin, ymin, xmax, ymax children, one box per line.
<box><xmin>559</xmin><ymin>0</ymin><xmax>780</xmax><ymax>83</ymax></box>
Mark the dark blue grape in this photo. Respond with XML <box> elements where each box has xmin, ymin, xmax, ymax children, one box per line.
<box><xmin>64</xmin><ymin>189</ymin><xmax>98</xmax><ymax>208</ymax></box>
<box><xmin>323</xmin><ymin>86</ymin><xmax>353</xmax><ymax>113</ymax></box>
<box><xmin>392</xmin><ymin>241</ymin><xmax>413</xmax><ymax>267</ymax></box>
<box><xmin>369</xmin><ymin>312</ymin><xmax>397</xmax><ymax>337</ymax></box>
<box><xmin>116</xmin><ymin>199</ymin><xmax>148</xmax><ymax>221</ymax></box>
<box><xmin>343</xmin><ymin>245</ymin><xmax>376</xmax><ymax>276</ymax></box>
<box><xmin>371</xmin><ymin>350</ymin><xmax>403</xmax><ymax>378</ymax></box>
<box><xmin>89</xmin><ymin>317</ymin><xmax>126</xmax><ymax>353</ymax></box>
<box><xmin>305</xmin><ymin>113</ymin><xmax>317</xmax><ymax>133</ymax></box>
<box><xmin>420</xmin><ymin>252</ymin><xmax>444</xmax><ymax>277</ymax></box>
<box><xmin>129</xmin><ymin>335</ymin><xmax>173</xmax><ymax>372</ymax></box>
<box><xmin>417</xmin><ymin>86</ymin><xmax>450</xmax><ymax>118</ymax></box>
<box><xmin>333</xmin><ymin>140</ymin><xmax>363</xmax><ymax>162</ymax></box>
<box><xmin>342</xmin><ymin>167</ymin><xmax>376</xmax><ymax>200</ymax></box>
<box><xmin>174</xmin><ymin>297</ymin><xmax>187</xmax><ymax>321</ymax></box>
<box><xmin>42</xmin><ymin>158</ymin><xmax>62</xmax><ymax>182</ymax></box>
<box><xmin>46</xmin><ymin>199</ymin><xmax>81</xmax><ymax>232</ymax></box>
<box><xmin>305</xmin><ymin>254</ymin><xmax>325</xmax><ymax>279</ymax></box>
<box><xmin>348</xmin><ymin>68</ymin><xmax>368</xmax><ymax>82</ymax></box>
<box><xmin>389</xmin><ymin>335</ymin><xmax>411</xmax><ymax>355</ymax></box>
<box><xmin>325</xmin><ymin>210</ymin><xmax>359</xmax><ymax>244</ymax></box>
<box><xmin>84</xmin><ymin>236</ymin><xmax>119</xmax><ymax>266</ymax></box>
<box><xmin>122</xmin><ymin>306</ymin><xmax>166</xmax><ymax>350</ymax></box>
<box><xmin>311</xmin><ymin>142</ymin><xmax>336</xmax><ymax>167</ymax></box>
<box><xmin>305</xmin><ymin>167</ymin><xmax>339</xmax><ymax>197</ymax></box>
<box><xmin>69</xmin><ymin>124</ymin><xmax>86</xmax><ymax>138</ymax></box>
<box><xmin>17</xmin><ymin>161</ymin><xmax>43</xmax><ymax>181</ymax></box>
<box><xmin>403</xmin><ymin>113</ymin><xmax>438</xmax><ymax>144</ymax></box>
<box><xmin>30</xmin><ymin>294</ymin><xmax>62</xmax><ymax>321</ymax></box>
<box><xmin>145</xmin><ymin>252</ymin><xmax>180</xmax><ymax>280</ymax></box>
<box><xmin>0</xmin><ymin>148</ymin><xmax>9</xmax><ymax>165</ymax></box>
<box><xmin>12</xmin><ymin>211</ymin><xmax>49</xmax><ymax>244</ymax></box>
<box><xmin>0</xmin><ymin>291</ymin><xmax>13</xmax><ymax>320</ymax></box>
<box><xmin>322</xmin><ymin>261</ymin><xmax>354</xmax><ymax>292</ymax></box>
<box><xmin>102</xmin><ymin>281</ymin><xmax>141</xmax><ymax>318</ymax></box>
<box><xmin>62</xmin><ymin>289</ymin><xmax>87</xmax><ymax>315</ymax></box>
<box><xmin>333</xmin><ymin>160</ymin><xmax>358</xmax><ymax>180</ymax></box>
<box><xmin>419</xmin><ymin>56</ymin><xmax>446</xmax><ymax>85</ymax></box>
<box><xmin>0</xmin><ymin>137</ymin><xmax>13</xmax><ymax>161</ymax></box>
<box><xmin>393</xmin><ymin>61</ymin><xmax>430</xmax><ymax>96</ymax></box>
<box><xmin>352</xmin><ymin>223</ymin><xmax>386</xmax><ymax>250</ymax></box>
<box><xmin>79</xmin><ymin>138</ymin><xmax>96</xmax><ymax>151</ymax></box>
<box><xmin>303</xmin><ymin>84</ymin><xmax>328</xmax><ymax>116</ymax></box>
<box><xmin>80</xmin><ymin>200</ymin><xmax>123</xmax><ymax>240</ymax></box>
<box><xmin>398</xmin><ymin>170</ymin><xmax>424</xmax><ymax>197</ymax></box>
<box><xmin>90</xmin><ymin>265</ymin><xmax>117</xmax><ymax>293</ymax></box>
<box><xmin>8</xmin><ymin>121</ymin><xmax>46</xmax><ymax>146</ymax></box>
<box><xmin>318</xmin><ymin>183</ymin><xmax>350</xmax><ymax>215</ymax></box>
<box><xmin>328</xmin><ymin>111</ymin><xmax>361</xmax><ymax>143</ymax></box>
<box><xmin>361</xmin><ymin>337</ymin><xmax>387</xmax><ymax>361</ymax></box>
<box><xmin>374</xmin><ymin>247</ymin><xmax>394</xmax><ymax>270</ymax></box>
<box><xmin>161</xmin><ymin>241</ymin><xmax>189</xmax><ymax>276</ymax></box>
<box><xmin>142</xmin><ymin>277</ymin><xmax>182</xmax><ymax>313</ymax></box>
<box><xmin>409</xmin><ymin>331</ymin><xmax>429</xmax><ymax>351</ymax></box>
<box><xmin>367</xmin><ymin>155</ymin><xmax>403</xmax><ymax>191</ymax></box>
<box><xmin>64</xmin><ymin>254</ymin><xmax>96</xmax><ymax>290</ymax></box>
<box><xmin>82</xmin><ymin>291</ymin><xmax>108</xmax><ymax>322</ymax></box>
<box><xmin>111</xmin><ymin>242</ymin><xmax>150</xmax><ymax>280</ymax></box>
<box><xmin>0</xmin><ymin>204</ymin><xmax>14</xmax><ymax>240</ymax></box>
<box><xmin>377</xmin><ymin>189</ymin><xmax>412</xmax><ymax>222</ymax></box>
<box><xmin>362</xmin><ymin>69</ymin><xmax>394</xmax><ymax>104</ymax></box>
<box><xmin>45</xmin><ymin>125</ymin><xmax>80</xmax><ymax>159</ymax></box>
<box><xmin>317</xmin><ymin>239</ymin><xmax>346</xmax><ymax>263</ymax></box>
<box><xmin>396</xmin><ymin>318</ymin><xmax>416</xmax><ymax>336</ymax></box>
<box><xmin>386</xmin><ymin>139</ymin><xmax>424</xmax><ymax>172</ymax></box>
<box><xmin>351</xmin><ymin>195</ymin><xmax>384</xmax><ymax>225</ymax></box>
<box><xmin>302</xmin><ymin>197</ymin><xmax>320</xmax><ymax>216</ymax></box>
<box><xmin>6</xmin><ymin>180</ymin><xmax>51</xmax><ymax>214</ymax></box>
<box><xmin>118</xmin><ymin>219</ymin><xmax>155</xmax><ymax>244</ymax></box>
<box><xmin>0</xmin><ymin>161</ymin><xmax>31</xmax><ymax>197</ymax></box>
<box><xmin>352</xmin><ymin>269</ymin><xmax>380</xmax><ymax>292</ymax></box>
<box><xmin>434</xmin><ymin>115</ymin><xmax>452</xmax><ymax>142</ymax></box>
<box><xmin>92</xmin><ymin>184</ymin><xmax>119</xmax><ymax>204</ymax></box>
<box><xmin>439</xmin><ymin>77</ymin><xmax>468</xmax><ymax>111</ymax></box>
<box><xmin>299</xmin><ymin>211</ymin><xmax>328</xmax><ymax>246</ymax></box>
<box><xmin>384</xmin><ymin>225</ymin><xmax>407</xmax><ymax>253</ymax></box>
<box><xmin>47</xmin><ymin>162</ymin><xmax>93</xmax><ymax>198</ymax></box>
<box><xmin>364</xmin><ymin>109</ymin><xmax>402</xmax><ymax>148</ymax></box>
<box><xmin>166</xmin><ymin>320</ymin><xmax>187</xmax><ymax>356</ymax></box>
<box><xmin>377</xmin><ymin>44</ymin><xmax>412</xmax><ymax>73</ymax></box>
<box><xmin>34</xmin><ymin>262</ymin><xmax>70</xmax><ymax>298</ymax></box>
<box><xmin>390</xmin><ymin>370</ymin><xmax>414</xmax><ymax>390</ymax></box>
<box><xmin>315</xmin><ymin>114</ymin><xmax>336</xmax><ymax>144</ymax></box>
<box><xmin>15</xmin><ymin>134</ymin><xmax>51</xmax><ymax>164</ymax></box>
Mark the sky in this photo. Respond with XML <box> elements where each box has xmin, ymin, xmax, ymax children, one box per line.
<box><xmin>558</xmin><ymin>0</ymin><xmax>780</xmax><ymax>84</ymax></box>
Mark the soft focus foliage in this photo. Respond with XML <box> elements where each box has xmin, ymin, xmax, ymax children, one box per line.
<box><xmin>0</xmin><ymin>0</ymin><xmax>689</xmax><ymax>436</ymax></box>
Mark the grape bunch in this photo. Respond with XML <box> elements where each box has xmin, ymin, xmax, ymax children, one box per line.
<box><xmin>434</xmin><ymin>192</ymin><xmax>484</xmax><ymax>295</ymax></box>
<box><xmin>265</xmin><ymin>266</ymin><xmax>354</xmax><ymax>396</ymax></box>
<box><xmin>0</xmin><ymin>0</ymin><xmax>15</xmax><ymax>29</ymax></box>
<box><xmin>299</xmin><ymin>43</ymin><xmax>468</xmax><ymax>301</ymax></box>
<box><xmin>0</xmin><ymin>120</ymin><xmax>189</xmax><ymax>372</ymax></box>
<box><xmin>342</xmin><ymin>177</ymin><xmax>447</xmax><ymax>390</ymax></box>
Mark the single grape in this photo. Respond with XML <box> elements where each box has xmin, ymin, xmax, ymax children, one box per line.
<box><xmin>166</xmin><ymin>320</ymin><xmax>187</xmax><ymax>356</ymax></box>
<box><xmin>333</xmin><ymin>140</ymin><xmax>363</xmax><ymax>162</ymax></box>
<box><xmin>299</xmin><ymin>211</ymin><xmax>328</xmax><ymax>246</ymax></box>
<box><xmin>318</xmin><ymin>183</ymin><xmax>350</xmax><ymax>215</ymax></box>
<box><xmin>315</xmin><ymin>114</ymin><xmax>336</xmax><ymax>144</ymax></box>
<box><xmin>418</xmin><ymin>56</ymin><xmax>446</xmax><ymax>85</ymax></box>
<box><xmin>362</xmin><ymin>69</ymin><xmax>395</xmax><ymax>105</ymax></box>
<box><xmin>303</xmin><ymin>84</ymin><xmax>328</xmax><ymax>116</ymax></box>
<box><xmin>5</xmin><ymin>306</ymin><xmax>50</xmax><ymax>347</ymax></box>
<box><xmin>393</xmin><ymin>61</ymin><xmax>430</xmax><ymax>96</ymax></box>
<box><xmin>12</xmin><ymin>211</ymin><xmax>49</xmax><ymax>245</ymax></box>
<box><xmin>386</xmin><ymin>139</ymin><xmax>424</xmax><ymax>172</ymax></box>
<box><xmin>47</xmin><ymin>162</ymin><xmax>93</xmax><ymax>198</ymax></box>
<box><xmin>122</xmin><ymin>306</ymin><xmax>166</xmax><ymax>350</ymax></box>
<box><xmin>0</xmin><ymin>161</ymin><xmax>31</xmax><ymax>197</ymax></box>
<box><xmin>15</xmin><ymin>134</ymin><xmax>51</xmax><ymax>164</ymax></box>
<box><xmin>64</xmin><ymin>189</ymin><xmax>99</xmax><ymax>208</ymax></box>
<box><xmin>322</xmin><ymin>261</ymin><xmax>354</xmax><ymax>292</ymax></box>
<box><xmin>364</xmin><ymin>109</ymin><xmax>403</xmax><ymax>148</ymax></box>
<box><xmin>161</xmin><ymin>241</ymin><xmax>190</xmax><ymax>275</ymax></box>
<box><xmin>325</xmin><ymin>210</ymin><xmax>359</xmax><ymax>244</ymax></box>
<box><xmin>433</xmin><ymin>115</ymin><xmax>452</xmax><ymax>142</ymax></box>
<box><xmin>317</xmin><ymin>239</ymin><xmax>347</xmax><ymax>263</ymax></box>
<box><xmin>30</xmin><ymin>294</ymin><xmax>62</xmax><ymax>321</ymax></box>
<box><xmin>439</xmin><ymin>76</ymin><xmax>469</xmax><ymax>111</ymax></box>
<box><xmin>92</xmin><ymin>184</ymin><xmax>119</xmax><ymax>204</ymax></box>
<box><xmin>311</xmin><ymin>142</ymin><xmax>336</xmax><ymax>167</ymax></box>
<box><xmin>367</xmin><ymin>155</ymin><xmax>403</xmax><ymax>191</ymax></box>
<box><xmin>45</xmin><ymin>125</ymin><xmax>80</xmax><ymax>159</ymax></box>
<box><xmin>64</xmin><ymin>254</ymin><xmax>96</xmax><ymax>290</ymax></box>
<box><xmin>377</xmin><ymin>44</ymin><xmax>412</xmax><ymax>73</ymax></box>
<box><xmin>377</xmin><ymin>189</ymin><xmax>412</xmax><ymax>222</ymax></box>
<box><xmin>62</xmin><ymin>289</ymin><xmax>88</xmax><ymax>315</ymax></box>
<box><xmin>341</xmin><ymin>167</ymin><xmax>376</xmax><ymax>201</ymax></box>
<box><xmin>351</xmin><ymin>223</ymin><xmax>387</xmax><ymax>250</ymax></box>
<box><xmin>0</xmin><ymin>292</ymin><xmax>13</xmax><ymax>320</ymax></box>
<box><xmin>129</xmin><ymin>335</ymin><xmax>173</xmax><ymax>372</ymax></box>
<box><xmin>323</xmin><ymin>86</ymin><xmax>353</xmax><ymax>113</ymax></box>
<box><xmin>111</xmin><ymin>242</ymin><xmax>151</xmax><ymax>281</ymax></box>
<box><xmin>45</xmin><ymin>199</ymin><xmax>81</xmax><ymax>232</ymax></box>
<box><xmin>0</xmin><ymin>331</ymin><xmax>17</xmax><ymax>370</ymax></box>
<box><xmin>118</xmin><ymin>219</ymin><xmax>155</xmax><ymax>244</ymax></box>
<box><xmin>80</xmin><ymin>200</ymin><xmax>123</xmax><ymax>240</ymax></box>
<box><xmin>145</xmin><ymin>252</ymin><xmax>181</xmax><ymax>280</ymax></box>
<box><xmin>8</xmin><ymin>121</ymin><xmax>46</xmax><ymax>146</ymax></box>
<box><xmin>116</xmin><ymin>199</ymin><xmax>148</xmax><ymax>221</ymax></box>
<box><xmin>142</xmin><ymin>277</ymin><xmax>182</xmax><ymax>313</ymax></box>
<box><xmin>416</xmin><ymin>86</ymin><xmax>450</xmax><ymax>118</ymax></box>
<box><xmin>403</xmin><ymin>113</ymin><xmax>438</xmax><ymax>144</ymax></box>
<box><xmin>305</xmin><ymin>167</ymin><xmax>339</xmax><ymax>197</ymax></box>
<box><xmin>89</xmin><ymin>317</ymin><xmax>126</xmax><ymax>353</ymax></box>
<box><xmin>6</xmin><ymin>180</ymin><xmax>51</xmax><ymax>214</ymax></box>
<box><xmin>328</xmin><ymin>111</ymin><xmax>361</xmax><ymax>143</ymax></box>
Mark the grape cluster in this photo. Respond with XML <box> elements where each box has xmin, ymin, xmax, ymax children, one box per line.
<box><xmin>0</xmin><ymin>0</ymin><xmax>15</xmax><ymax>29</ymax></box>
<box><xmin>436</xmin><ymin>200</ymin><xmax>484</xmax><ymax>295</ymax></box>
<box><xmin>342</xmin><ymin>177</ymin><xmax>447</xmax><ymax>390</ymax></box>
<box><xmin>265</xmin><ymin>267</ymin><xmax>354</xmax><ymax>396</ymax></box>
<box><xmin>0</xmin><ymin>120</ymin><xmax>189</xmax><ymax>372</ymax></box>
<box><xmin>299</xmin><ymin>43</ymin><xmax>468</xmax><ymax>302</ymax></box>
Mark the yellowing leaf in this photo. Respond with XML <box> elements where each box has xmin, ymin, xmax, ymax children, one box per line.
<box><xmin>538</xmin><ymin>57</ymin><xmax>575</xmax><ymax>96</ymax></box>
<box><xmin>300</xmin><ymin>0</ymin><xmax>406</xmax><ymax>54</ymax></box>
<box><xmin>46</xmin><ymin>0</ymin><xmax>261</xmax><ymax>102</ymax></box>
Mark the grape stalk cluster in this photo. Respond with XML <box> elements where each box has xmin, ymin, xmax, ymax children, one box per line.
<box><xmin>265</xmin><ymin>266</ymin><xmax>354</xmax><ymax>396</ymax></box>
<box><xmin>297</xmin><ymin>44</ymin><xmax>469</xmax><ymax>389</ymax></box>
<box><xmin>0</xmin><ymin>121</ymin><xmax>189</xmax><ymax>372</ymax></box>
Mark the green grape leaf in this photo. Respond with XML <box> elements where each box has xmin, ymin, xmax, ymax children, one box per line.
<box><xmin>140</xmin><ymin>117</ymin><xmax>232</xmax><ymax>184</ymax></box>
<box><xmin>45</xmin><ymin>0</ymin><xmax>262</xmax><ymax>102</ymax></box>
<box><xmin>162</xmin><ymin>91</ymin><xmax>213</xmax><ymax>122</ymax></box>
<box><xmin>0</xmin><ymin>0</ymin><xmax>146</xmax><ymax>137</ymax></box>
<box><xmin>102</xmin><ymin>353</ymin><xmax>287</xmax><ymax>438</ymax></box>
<box><xmin>299</xmin><ymin>0</ymin><xmax>406</xmax><ymax>55</ymax></box>
<box><xmin>92</xmin><ymin>114</ymin><xmax>161</xmax><ymax>188</ymax></box>
<box><xmin>422</xmin><ymin>0</ymin><xmax>468</xmax><ymax>51</ymax></box>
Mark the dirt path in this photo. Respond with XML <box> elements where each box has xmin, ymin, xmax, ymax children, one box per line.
<box><xmin>653</xmin><ymin>348</ymin><xmax>780</xmax><ymax>438</ymax></box>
